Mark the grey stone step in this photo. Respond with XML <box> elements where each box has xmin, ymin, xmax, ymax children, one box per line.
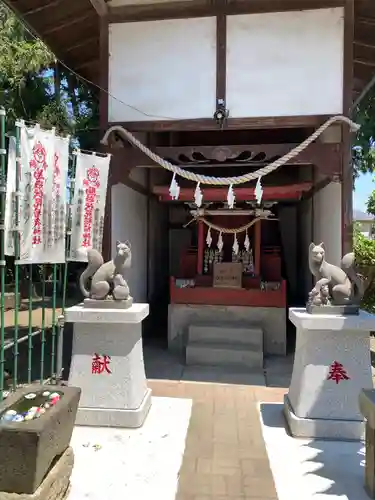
<box><xmin>186</xmin><ymin>341</ymin><xmax>263</xmax><ymax>369</ymax></box>
<box><xmin>188</xmin><ymin>324</ymin><xmax>263</xmax><ymax>349</ymax></box>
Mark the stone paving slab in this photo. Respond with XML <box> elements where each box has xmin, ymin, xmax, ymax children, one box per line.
<box><xmin>148</xmin><ymin>380</ymin><xmax>286</xmax><ymax>500</ymax></box>
<box><xmin>68</xmin><ymin>397</ymin><xmax>191</xmax><ymax>500</ymax></box>
<box><xmin>260</xmin><ymin>403</ymin><xmax>368</xmax><ymax>500</ymax></box>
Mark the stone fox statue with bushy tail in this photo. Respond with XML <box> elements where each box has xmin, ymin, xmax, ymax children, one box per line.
<box><xmin>79</xmin><ymin>241</ymin><xmax>132</xmax><ymax>301</ymax></box>
<box><xmin>308</xmin><ymin>242</ymin><xmax>364</xmax><ymax>306</ymax></box>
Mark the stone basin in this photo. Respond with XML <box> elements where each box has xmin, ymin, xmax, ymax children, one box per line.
<box><xmin>0</xmin><ymin>385</ymin><xmax>81</xmax><ymax>495</ymax></box>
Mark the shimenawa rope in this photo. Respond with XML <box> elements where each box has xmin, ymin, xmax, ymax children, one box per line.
<box><xmin>194</xmin><ymin>216</ymin><xmax>265</xmax><ymax>234</ymax></box>
<box><xmin>101</xmin><ymin>115</ymin><xmax>360</xmax><ymax>186</ymax></box>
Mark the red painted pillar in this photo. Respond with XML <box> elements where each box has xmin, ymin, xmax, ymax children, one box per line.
<box><xmin>197</xmin><ymin>220</ymin><xmax>204</xmax><ymax>275</ymax></box>
<box><xmin>254</xmin><ymin>219</ymin><xmax>261</xmax><ymax>276</ymax></box>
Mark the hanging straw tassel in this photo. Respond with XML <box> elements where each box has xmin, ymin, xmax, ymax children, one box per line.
<box><xmin>169</xmin><ymin>173</ymin><xmax>180</xmax><ymax>200</ymax></box>
<box><xmin>217</xmin><ymin>231</ymin><xmax>223</xmax><ymax>252</ymax></box>
<box><xmin>206</xmin><ymin>227</ymin><xmax>212</xmax><ymax>247</ymax></box>
<box><xmin>255</xmin><ymin>177</ymin><xmax>263</xmax><ymax>205</ymax></box>
<box><xmin>232</xmin><ymin>234</ymin><xmax>239</xmax><ymax>255</ymax></box>
<box><xmin>244</xmin><ymin>229</ymin><xmax>250</xmax><ymax>252</ymax></box>
<box><xmin>194</xmin><ymin>182</ymin><xmax>203</xmax><ymax>207</ymax></box>
<box><xmin>227</xmin><ymin>184</ymin><xmax>235</xmax><ymax>209</ymax></box>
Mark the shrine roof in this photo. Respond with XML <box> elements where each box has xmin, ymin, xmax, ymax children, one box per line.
<box><xmin>353</xmin><ymin>209</ymin><xmax>374</xmax><ymax>222</ymax></box>
<box><xmin>3</xmin><ymin>0</ymin><xmax>375</xmax><ymax>101</ymax></box>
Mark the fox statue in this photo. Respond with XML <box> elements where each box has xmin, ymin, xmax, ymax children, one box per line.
<box><xmin>308</xmin><ymin>242</ymin><xmax>364</xmax><ymax>306</ymax></box>
<box><xmin>79</xmin><ymin>240</ymin><xmax>132</xmax><ymax>301</ymax></box>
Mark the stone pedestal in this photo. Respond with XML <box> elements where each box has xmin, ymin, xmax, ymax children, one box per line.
<box><xmin>0</xmin><ymin>447</ymin><xmax>74</xmax><ymax>500</ymax></box>
<box><xmin>0</xmin><ymin>385</ymin><xmax>80</xmax><ymax>495</ymax></box>
<box><xmin>359</xmin><ymin>390</ymin><xmax>375</xmax><ymax>498</ymax></box>
<box><xmin>65</xmin><ymin>303</ymin><xmax>151</xmax><ymax>428</ymax></box>
<box><xmin>284</xmin><ymin>307</ymin><xmax>374</xmax><ymax>441</ymax></box>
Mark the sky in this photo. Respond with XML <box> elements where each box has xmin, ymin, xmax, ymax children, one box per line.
<box><xmin>354</xmin><ymin>172</ymin><xmax>374</xmax><ymax>212</ymax></box>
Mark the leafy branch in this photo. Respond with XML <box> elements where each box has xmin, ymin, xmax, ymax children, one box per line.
<box><xmin>0</xmin><ymin>3</ymin><xmax>99</xmax><ymax>149</ymax></box>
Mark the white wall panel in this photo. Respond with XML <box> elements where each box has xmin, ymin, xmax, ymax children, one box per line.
<box><xmin>109</xmin><ymin>18</ymin><xmax>217</xmax><ymax>122</ymax></box>
<box><xmin>226</xmin><ymin>8</ymin><xmax>344</xmax><ymax>118</ymax></box>
<box><xmin>111</xmin><ymin>183</ymin><xmax>147</xmax><ymax>302</ymax></box>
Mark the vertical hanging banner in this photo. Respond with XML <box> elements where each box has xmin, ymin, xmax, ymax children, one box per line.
<box><xmin>4</xmin><ymin>123</ymin><xmax>69</xmax><ymax>263</ymax></box>
<box><xmin>4</xmin><ymin>136</ymin><xmax>17</xmax><ymax>256</ymax></box>
<box><xmin>68</xmin><ymin>151</ymin><xmax>111</xmax><ymax>262</ymax></box>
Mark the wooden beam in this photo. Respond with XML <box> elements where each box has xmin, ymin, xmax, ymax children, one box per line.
<box><xmin>108</xmin><ymin>0</ymin><xmax>212</xmax><ymax>23</ymax></box>
<box><xmin>216</xmin><ymin>1</ymin><xmax>227</xmax><ymax>109</ymax></box>
<box><xmin>89</xmin><ymin>0</ymin><xmax>109</xmax><ymax>17</ymax></box>
<box><xmin>75</xmin><ymin>58</ymin><xmax>99</xmax><ymax>70</ymax></box>
<box><xmin>354</xmin><ymin>45</ymin><xmax>375</xmax><ymax>70</ymax></box>
<box><xmin>24</xmin><ymin>0</ymin><xmax>63</xmax><ymax>16</ymax></box>
<box><xmin>108</xmin><ymin>142</ymin><xmax>341</xmax><ymax>177</ymax></box>
<box><xmin>109</xmin><ymin>115</ymin><xmax>330</xmax><ymax>132</ymax></box>
<box><xmin>63</xmin><ymin>36</ymin><xmax>98</xmax><ymax>54</ymax></box>
<box><xmin>354</xmin><ymin>40</ymin><xmax>375</xmax><ymax>51</ymax></box>
<box><xmin>354</xmin><ymin>59</ymin><xmax>375</xmax><ymax>68</ymax></box>
<box><xmin>358</xmin><ymin>16</ymin><xmax>375</xmax><ymax>27</ymax></box>
<box><xmin>353</xmin><ymin>72</ymin><xmax>375</xmax><ymax>109</ymax></box>
<box><xmin>115</xmin><ymin>176</ymin><xmax>149</xmax><ymax>197</ymax></box>
<box><xmin>152</xmin><ymin>183</ymin><xmax>313</xmax><ymax>202</ymax></box>
<box><xmin>108</xmin><ymin>0</ymin><xmax>345</xmax><ymax>23</ymax></box>
<box><xmin>354</xmin><ymin>61</ymin><xmax>375</xmax><ymax>81</ymax></box>
<box><xmin>301</xmin><ymin>176</ymin><xmax>332</xmax><ymax>202</ymax></box>
<box><xmin>42</xmin><ymin>12</ymin><xmax>95</xmax><ymax>36</ymax></box>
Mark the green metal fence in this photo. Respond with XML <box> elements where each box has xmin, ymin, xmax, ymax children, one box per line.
<box><xmin>0</xmin><ymin>108</ymin><xmax>77</xmax><ymax>402</ymax></box>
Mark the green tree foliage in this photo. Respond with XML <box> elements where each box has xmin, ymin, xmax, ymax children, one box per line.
<box><xmin>0</xmin><ymin>3</ymin><xmax>100</xmax><ymax>287</ymax></box>
<box><xmin>367</xmin><ymin>188</ymin><xmax>375</xmax><ymax>217</ymax></box>
<box><xmin>353</xmin><ymin>87</ymin><xmax>375</xmax><ymax>176</ymax></box>
<box><xmin>0</xmin><ymin>3</ymin><xmax>99</xmax><ymax>149</ymax></box>
<box><xmin>353</xmin><ymin>224</ymin><xmax>375</xmax><ymax>313</ymax></box>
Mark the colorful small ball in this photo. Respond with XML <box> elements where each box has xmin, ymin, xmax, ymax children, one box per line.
<box><xmin>1</xmin><ymin>410</ymin><xmax>17</xmax><ymax>422</ymax></box>
<box><xmin>24</xmin><ymin>393</ymin><xmax>37</xmax><ymax>400</ymax></box>
<box><xmin>13</xmin><ymin>414</ymin><xmax>24</xmax><ymax>422</ymax></box>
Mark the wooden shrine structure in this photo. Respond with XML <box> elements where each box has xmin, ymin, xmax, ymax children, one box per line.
<box><xmin>6</xmin><ymin>0</ymin><xmax>375</xmax><ymax>357</ymax></box>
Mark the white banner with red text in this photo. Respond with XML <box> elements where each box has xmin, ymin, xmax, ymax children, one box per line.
<box><xmin>68</xmin><ymin>151</ymin><xmax>111</xmax><ymax>262</ymax></box>
<box><xmin>4</xmin><ymin>123</ymin><xmax>69</xmax><ymax>264</ymax></box>
<box><xmin>4</xmin><ymin>135</ymin><xmax>17</xmax><ymax>257</ymax></box>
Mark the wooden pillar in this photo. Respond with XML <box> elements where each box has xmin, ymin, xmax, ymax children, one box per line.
<box><xmin>254</xmin><ymin>219</ymin><xmax>261</xmax><ymax>276</ymax></box>
<box><xmin>99</xmin><ymin>16</ymin><xmax>111</xmax><ymax>260</ymax></box>
<box><xmin>341</xmin><ymin>0</ymin><xmax>354</xmax><ymax>255</ymax></box>
<box><xmin>99</xmin><ymin>16</ymin><xmax>109</xmax><ymax>138</ymax></box>
<box><xmin>102</xmin><ymin>173</ymin><xmax>114</xmax><ymax>260</ymax></box>
<box><xmin>197</xmin><ymin>220</ymin><xmax>204</xmax><ymax>275</ymax></box>
<box><xmin>216</xmin><ymin>1</ymin><xmax>227</xmax><ymax>107</ymax></box>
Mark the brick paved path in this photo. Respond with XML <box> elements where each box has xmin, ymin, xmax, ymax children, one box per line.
<box><xmin>149</xmin><ymin>380</ymin><xmax>286</xmax><ymax>500</ymax></box>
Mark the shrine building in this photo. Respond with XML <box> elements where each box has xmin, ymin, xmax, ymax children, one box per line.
<box><xmin>7</xmin><ymin>0</ymin><xmax>375</xmax><ymax>363</ymax></box>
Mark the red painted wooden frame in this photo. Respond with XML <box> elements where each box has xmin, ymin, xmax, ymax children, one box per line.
<box><xmin>153</xmin><ymin>183</ymin><xmax>312</xmax><ymax>202</ymax></box>
<box><xmin>170</xmin><ymin>277</ymin><xmax>287</xmax><ymax>308</ymax></box>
